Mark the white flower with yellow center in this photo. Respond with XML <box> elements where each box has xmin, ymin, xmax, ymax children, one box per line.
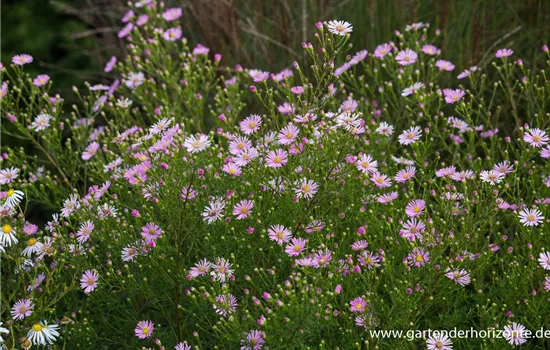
<box><xmin>0</xmin><ymin>224</ymin><xmax>18</xmax><ymax>247</ymax></box>
<box><xmin>4</xmin><ymin>188</ymin><xmax>24</xmax><ymax>208</ymax></box>
<box><xmin>27</xmin><ymin>321</ymin><xmax>60</xmax><ymax>346</ymax></box>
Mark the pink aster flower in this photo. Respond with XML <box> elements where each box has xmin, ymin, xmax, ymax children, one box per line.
<box><xmin>436</xmin><ymin>166</ymin><xmax>456</xmax><ymax>178</ymax></box>
<box><xmin>233</xmin><ymin>200</ymin><xmax>253</xmax><ymax>220</ymax></box>
<box><xmin>377</xmin><ymin>191</ymin><xmax>399</xmax><ymax>204</ymax></box>
<box><xmin>373</xmin><ymin>43</ymin><xmax>392</xmax><ymax>59</ymax></box>
<box><xmin>278</xmin><ymin>124</ymin><xmax>299</xmax><ymax>145</ymax></box>
<box><xmin>405</xmin><ymin>199</ymin><xmax>426</xmax><ymax>217</ymax></box>
<box><xmin>518</xmin><ymin>208</ymin><xmax>544</xmax><ymax>226</ymax></box>
<box><xmin>435</xmin><ymin>59</ymin><xmax>455</xmax><ymax>71</ymax></box>
<box><xmin>76</xmin><ymin>220</ymin><xmax>94</xmax><ymax>243</ymax></box>
<box><xmin>398</xmin><ymin>126</ymin><xmax>422</xmax><ymax>145</ymax></box>
<box><xmin>349</xmin><ymin>297</ymin><xmax>367</xmax><ymax>313</ymax></box>
<box><xmin>118</xmin><ymin>23</ymin><xmax>134</xmax><ymax>38</ymax></box>
<box><xmin>80</xmin><ymin>270</ymin><xmax>99</xmax><ymax>294</ymax></box>
<box><xmin>241</xmin><ymin>330</ymin><xmax>265</xmax><ymax>350</ymax></box>
<box><xmin>290</xmin><ymin>86</ymin><xmax>304</xmax><ymax>95</ymax></box>
<box><xmin>285</xmin><ymin>237</ymin><xmax>307</xmax><ymax>256</ymax></box>
<box><xmin>493</xmin><ymin>161</ymin><xmax>513</xmax><ymax>175</ymax></box>
<box><xmin>400</xmin><ymin>218</ymin><xmax>425</xmax><ymax>241</ymax></box>
<box><xmin>192</xmin><ymin>44</ymin><xmax>210</xmax><ymax>56</ymax></box>
<box><xmin>371</xmin><ymin>172</ymin><xmax>392</xmax><ymax>188</ymax></box>
<box><xmin>278</xmin><ymin>102</ymin><xmax>295</xmax><ymax>115</ymax></box>
<box><xmin>541</xmin><ymin>145</ymin><xmax>550</xmax><ymax>159</ymax></box>
<box><xmin>421</xmin><ymin>45</ymin><xmax>439</xmax><ymax>56</ymax></box>
<box><xmin>266</xmin><ymin>149</ymin><xmax>288</xmax><ymax>168</ymax></box>
<box><xmin>213</xmin><ymin>293</ymin><xmax>238</xmax><ymax>317</ymax></box>
<box><xmin>523</xmin><ymin>128</ymin><xmax>549</xmax><ymax>147</ymax></box>
<box><xmin>268</xmin><ymin>225</ymin><xmax>292</xmax><ymax>245</ymax></box>
<box><xmin>163</xmin><ymin>28</ymin><xmax>182</xmax><ymax>41</ymax></box>
<box><xmin>104</xmin><ymin>56</ymin><xmax>117</xmax><ymax>73</ymax></box>
<box><xmin>162</xmin><ymin>8</ymin><xmax>182</xmax><ymax>21</ymax></box>
<box><xmin>175</xmin><ymin>342</ymin><xmax>192</xmax><ymax>350</ymax></box>
<box><xmin>442</xmin><ymin>88</ymin><xmax>465</xmax><ymax>104</ymax></box>
<box><xmin>189</xmin><ymin>259</ymin><xmax>211</xmax><ymax>278</ymax></box>
<box><xmin>141</xmin><ymin>222</ymin><xmax>163</xmax><ymax>241</ymax></box>
<box><xmin>401</xmin><ymin>82</ymin><xmax>424</xmax><ymax>97</ymax></box>
<box><xmin>358</xmin><ymin>250</ymin><xmax>381</xmax><ymax>269</ymax></box>
<box><xmin>426</xmin><ymin>334</ymin><xmax>453</xmax><ymax>350</ymax></box>
<box><xmin>12</xmin><ymin>54</ymin><xmax>33</xmax><ymax>66</ymax></box>
<box><xmin>33</xmin><ymin>74</ymin><xmax>50</xmax><ymax>87</ymax></box>
<box><xmin>11</xmin><ymin>299</ymin><xmax>34</xmax><ymax>320</ymax></box>
<box><xmin>395</xmin><ymin>49</ymin><xmax>418</xmax><ymax>65</ymax></box>
<box><xmin>545</xmin><ymin>277</ymin><xmax>550</xmax><ymax>291</ymax></box>
<box><xmin>351</xmin><ymin>240</ymin><xmax>369</xmax><ymax>251</ymax></box>
<box><xmin>495</xmin><ymin>48</ymin><xmax>514</xmax><ymax>58</ymax></box>
<box><xmin>479</xmin><ymin>170</ymin><xmax>505</xmax><ymax>185</ymax></box>
<box><xmin>356</xmin><ymin>154</ymin><xmax>378</xmax><ymax>174</ymax></box>
<box><xmin>407</xmin><ymin>247</ymin><xmax>430</xmax><ymax>267</ymax></box>
<box><xmin>312</xmin><ymin>249</ymin><xmax>332</xmax><ymax>268</ymax></box>
<box><xmin>135</xmin><ymin>320</ymin><xmax>154</xmax><ymax>339</ymax></box>
<box><xmin>445</xmin><ymin>268</ymin><xmax>471</xmax><ymax>286</ymax></box>
<box><xmin>503</xmin><ymin>322</ymin><xmax>528</xmax><ymax>346</ymax></box>
<box><xmin>240</xmin><ymin>114</ymin><xmax>262</xmax><ymax>134</ymax></box>
<box><xmin>394</xmin><ymin>166</ymin><xmax>416</xmax><ymax>183</ymax></box>
<box><xmin>229</xmin><ymin>136</ymin><xmax>252</xmax><ymax>155</ymax></box>
<box><xmin>295</xmin><ymin>179</ymin><xmax>318</xmax><ymax>199</ymax></box>
<box><xmin>222</xmin><ymin>162</ymin><xmax>242</xmax><ymax>176</ymax></box>
<box><xmin>538</xmin><ymin>252</ymin><xmax>550</xmax><ymax>270</ymax></box>
<box><xmin>82</xmin><ymin>142</ymin><xmax>100</xmax><ymax>160</ymax></box>
<box><xmin>210</xmin><ymin>257</ymin><xmax>234</xmax><ymax>282</ymax></box>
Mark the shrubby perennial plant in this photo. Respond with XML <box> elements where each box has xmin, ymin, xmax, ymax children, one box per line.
<box><xmin>1</xmin><ymin>1</ymin><xmax>550</xmax><ymax>349</ymax></box>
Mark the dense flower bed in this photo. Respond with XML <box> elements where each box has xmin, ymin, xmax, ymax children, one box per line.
<box><xmin>1</xmin><ymin>1</ymin><xmax>550</xmax><ymax>349</ymax></box>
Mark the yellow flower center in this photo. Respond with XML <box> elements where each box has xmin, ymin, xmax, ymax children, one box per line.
<box><xmin>32</xmin><ymin>323</ymin><xmax>43</xmax><ymax>332</ymax></box>
<box><xmin>413</xmin><ymin>207</ymin><xmax>420</xmax><ymax>213</ymax></box>
<box><xmin>28</xmin><ymin>238</ymin><xmax>37</xmax><ymax>246</ymax></box>
<box><xmin>87</xmin><ymin>278</ymin><xmax>95</xmax><ymax>285</ymax></box>
<box><xmin>2</xmin><ymin>224</ymin><xmax>12</xmax><ymax>234</ymax></box>
<box><xmin>415</xmin><ymin>255</ymin><xmax>423</xmax><ymax>262</ymax></box>
<box><xmin>274</xmin><ymin>156</ymin><xmax>281</xmax><ymax>163</ymax></box>
<box><xmin>7</xmin><ymin>189</ymin><xmax>15</xmax><ymax>197</ymax></box>
<box><xmin>142</xmin><ymin>327</ymin><xmax>149</xmax><ymax>335</ymax></box>
<box><xmin>249</xmin><ymin>122</ymin><xmax>256</xmax><ymax>128</ymax></box>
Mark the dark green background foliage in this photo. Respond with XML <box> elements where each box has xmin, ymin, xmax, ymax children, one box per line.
<box><xmin>2</xmin><ymin>0</ymin><xmax>549</xmax><ymax>93</ymax></box>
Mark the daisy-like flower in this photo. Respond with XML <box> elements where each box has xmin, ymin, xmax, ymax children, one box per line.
<box><xmin>82</xmin><ymin>142</ymin><xmax>100</xmax><ymax>160</ymax></box>
<box><xmin>0</xmin><ymin>167</ymin><xmax>19</xmax><ymax>184</ymax></box>
<box><xmin>266</xmin><ymin>149</ymin><xmax>288</xmax><ymax>168</ymax></box>
<box><xmin>76</xmin><ymin>220</ymin><xmax>94</xmax><ymax>243</ymax></box>
<box><xmin>407</xmin><ymin>247</ymin><xmax>430</xmax><ymax>267</ymax></box>
<box><xmin>349</xmin><ymin>297</ymin><xmax>367</xmax><ymax>313</ymax></box>
<box><xmin>125</xmin><ymin>72</ymin><xmax>145</xmax><ymax>89</ymax></box>
<box><xmin>211</xmin><ymin>257</ymin><xmax>234</xmax><ymax>282</ymax></box>
<box><xmin>518</xmin><ymin>208</ymin><xmax>544</xmax><ymax>226</ymax></box>
<box><xmin>327</xmin><ymin>20</ymin><xmax>353</xmax><ymax>36</ymax></box>
<box><xmin>0</xmin><ymin>322</ymin><xmax>9</xmax><ymax>343</ymax></box>
<box><xmin>523</xmin><ymin>128</ymin><xmax>549</xmax><ymax>147</ymax></box>
<box><xmin>202</xmin><ymin>200</ymin><xmax>225</xmax><ymax>224</ymax></box>
<box><xmin>422</xmin><ymin>44</ymin><xmax>439</xmax><ymax>56</ymax></box>
<box><xmin>12</xmin><ymin>54</ymin><xmax>33</xmax><ymax>66</ymax></box>
<box><xmin>175</xmin><ymin>342</ymin><xmax>192</xmax><ymax>350</ymax></box>
<box><xmin>141</xmin><ymin>222</ymin><xmax>163</xmax><ymax>241</ymax></box>
<box><xmin>371</xmin><ymin>172</ymin><xmax>392</xmax><ymax>188</ymax></box>
<box><xmin>268</xmin><ymin>224</ymin><xmax>293</xmax><ymax>245</ymax></box>
<box><xmin>233</xmin><ymin>200</ymin><xmax>253</xmax><ymax>220</ymax></box>
<box><xmin>80</xmin><ymin>270</ymin><xmax>99</xmax><ymax>294</ymax></box>
<box><xmin>31</xmin><ymin>114</ymin><xmax>52</xmax><ymax>131</ymax></box>
<box><xmin>240</xmin><ymin>114</ymin><xmax>262</xmax><ymax>134</ymax></box>
<box><xmin>405</xmin><ymin>199</ymin><xmax>426</xmax><ymax>217</ymax></box>
<box><xmin>27</xmin><ymin>321</ymin><xmax>60</xmax><ymax>346</ymax></box>
<box><xmin>359</xmin><ymin>250</ymin><xmax>381</xmax><ymax>269</ymax></box>
<box><xmin>4</xmin><ymin>188</ymin><xmax>25</xmax><ymax>208</ymax></box>
<box><xmin>11</xmin><ymin>299</ymin><xmax>34</xmax><ymax>320</ymax></box>
<box><xmin>435</xmin><ymin>59</ymin><xmax>455</xmax><ymax>71</ymax></box>
<box><xmin>538</xmin><ymin>252</ymin><xmax>550</xmax><ymax>270</ymax></box>
<box><xmin>445</xmin><ymin>268</ymin><xmax>471</xmax><ymax>286</ymax></box>
<box><xmin>395</xmin><ymin>49</ymin><xmax>418</xmax><ymax>66</ymax></box>
<box><xmin>22</xmin><ymin>237</ymin><xmax>43</xmax><ymax>257</ymax></box>
<box><xmin>222</xmin><ymin>162</ymin><xmax>242</xmax><ymax>176</ymax></box>
<box><xmin>104</xmin><ymin>56</ymin><xmax>117</xmax><ymax>72</ymax></box>
<box><xmin>541</xmin><ymin>145</ymin><xmax>550</xmax><ymax>159</ymax></box>
<box><xmin>400</xmin><ymin>218</ymin><xmax>425</xmax><ymax>241</ymax></box>
<box><xmin>376</xmin><ymin>121</ymin><xmax>394</xmax><ymax>136</ymax></box>
<box><xmin>495</xmin><ymin>48</ymin><xmax>514</xmax><ymax>58</ymax></box>
<box><xmin>61</xmin><ymin>194</ymin><xmax>80</xmax><ymax>217</ymax></box>
<box><xmin>435</xmin><ymin>166</ymin><xmax>456</xmax><ymax>178</ymax></box>
<box><xmin>503</xmin><ymin>322</ymin><xmax>528</xmax><ymax>346</ymax></box>
<box><xmin>394</xmin><ymin>166</ymin><xmax>416</xmax><ymax>183</ymax></box>
<box><xmin>192</xmin><ymin>44</ymin><xmax>210</xmax><ymax>56</ymax></box>
<box><xmin>401</xmin><ymin>82</ymin><xmax>424</xmax><ymax>97</ymax></box>
<box><xmin>163</xmin><ymin>27</ymin><xmax>182</xmax><ymax>41</ymax></box>
<box><xmin>450</xmin><ymin>170</ymin><xmax>475</xmax><ymax>182</ymax></box>
<box><xmin>295</xmin><ymin>179</ymin><xmax>319</xmax><ymax>199</ymax></box>
<box><xmin>149</xmin><ymin>118</ymin><xmax>172</xmax><ymax>135</ymax></box>
<box><xmin>135</xmin><ymin>320</ymin><xmax>154</xmax><ymax>339</ymax></box>
<box><xmin>213</xmin><ymin>293</ymin><xmax>238</xmax><ymax>317</ymax></box>
<box><xmin>249</xmin><ymin>70</ymin><xmax>269</xmax><ymax>82</ymax></box>
<box><xmin>545</xmin><ymin>277</ymin><xmax>550</xmax><ymax>291</ymax></box>
<box><xmin>278</xmin><ymin>124</ymin><xmax>299</xmax><ymax>145</ymax></box>
<box><xmin>33</xmin><ymin>74</ymin><xmax>50</xmax><ymax>87</ymax></box>
<box><xmin>1</xmin><ymin>224</ymin><xmax>18</xmax><ymax>247</ymax></box>
<box><xmin>234</xmin><ymin>147</ymin><xmax>258</xmax><ymax>166</ymax></box>
<box><xmin>184</xmin><ymin>134</ymin><xmax>211</xmax><ymax>153</ymax></box>
<box><xmin>377</xmin><ymin>191</ymin><xmax>398</xmax><ymax>204</ymax></box>
<box><xmin>229</xmin><ymin>136</ymin><xmax>252</xmax><ymax>155</ymax></box>
<box><xmin>241</xmin><ymin>329</ymin><xmax>266</xmax><ymax>350</ymax></box>
<box><xmin>426</xmin><ymin>334</ymin><xmax>453</xmax><ymax>350</ymax></box>
<box><xmin>373</xmin><ymin>43</ymin><xmax>392</xmax><ymax>59</ymax></box>
<box><xmin>479</xmin><ymin>170</ymin><xmax>505</xmax><ymax>185</ymax></box>
<box><xmin>285</xmin><ymin>237</ymin><xmax>307</xmax><ymax>256</ymax></box>
<box><xmin>356</xmin><ymin>154</ymin><xmax>378</xmax><ymax>174</ymax></box>
<box><xmin>398</xmin><ymin>126</ymin><xmax>422</xmax><ymax>145</ymax></box>
<box><xmin>189</xmin><ymin>259</ymin><xmax>211</xmax><ymax>278</ymax></box>
<box><xmin>122</xmin><ymin>245</ymin><xmax>139</xmax><ymax>262</ymax></box>
<box><xmin>163</xmin><ymin>7</ymin><xmax>182</xmax><ymax>21</ymax></box>
<box><xmin>442</xmin><ymin>88</ymin><xmax>465</xmax><ymax>104</ymax></box>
